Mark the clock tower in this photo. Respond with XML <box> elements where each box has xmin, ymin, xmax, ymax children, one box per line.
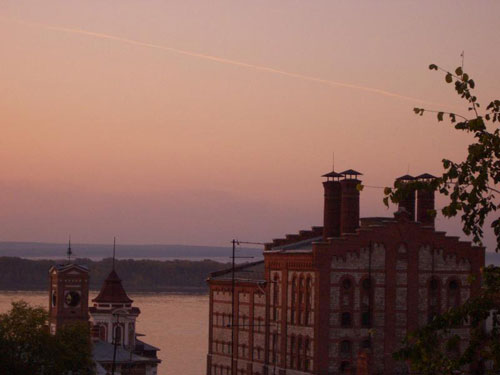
<box><xmin>48</xmin><ymin>263</ymin><xmax>90</xmax><ymax>334</ymax></box>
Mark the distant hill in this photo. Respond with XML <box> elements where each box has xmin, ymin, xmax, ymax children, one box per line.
<box><xmin>0</xmin><ymin>241</ymin><xmax>262</xmax><ymax>261</ymax></box>
<box><xmin>0</xmin><ymin>257</ymin><xmax>232</xmax><ymax>293</ymax></box>
<box><xmin>485</xmin><ymin>252</ymin><xmax>500</xmax><ymax>266</ymax></box>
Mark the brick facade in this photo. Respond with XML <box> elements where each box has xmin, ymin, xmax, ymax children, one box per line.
<box><xmin>206</xmin><ymin>171</ymin><xmax>484</xmax><ymax>375</ymax></box>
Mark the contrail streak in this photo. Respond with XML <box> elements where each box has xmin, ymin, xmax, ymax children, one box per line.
<box><xmin>14</xmin><ymin>18</ymin><xmax>439</xmax><ymax>106</ymax></box>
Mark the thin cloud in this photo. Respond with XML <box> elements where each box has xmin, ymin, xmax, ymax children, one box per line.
<box><xmin>15</xmin><ymin>18</ymin><xmax>440</xmax><ymax>106</ymax></box>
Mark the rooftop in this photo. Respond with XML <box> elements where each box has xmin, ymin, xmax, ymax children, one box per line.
<box><xmin>92</xmin><ymin>269</ymin><xmax>133</xmax><ymax>304</ymax></box>
<box><xmin>93</xmin><ymin>340</ymin><xmax>160</xmax><ymax>364</ymax></box>
<box><xmin>209</xmin><ymin>260</ymin><xmax>265</xmax><ymax>283</ymax></box>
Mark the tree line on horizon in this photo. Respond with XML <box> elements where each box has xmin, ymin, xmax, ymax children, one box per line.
<box><xmin>0</xmin><ymin>257</ymin><xmax>230</xmax><ymax>292</ymax></box>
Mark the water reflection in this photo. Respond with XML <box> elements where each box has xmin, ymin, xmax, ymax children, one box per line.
<box><xmin>0</xmin><ymin>292</ymin><xmax>209</xmax><ymax>375</ymax></box>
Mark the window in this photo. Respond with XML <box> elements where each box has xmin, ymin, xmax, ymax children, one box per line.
<box><xmin>342</xmin><ymin>279</ymin><xmax>352</xmax><ymax>290</ymax></box>
<box><xmin>290</xmin><ymin>336</ymin><xmax>296</xmax><ymax>368</ymax></box>
<box><xmin>361</xmin><ymin>311</ymin><xmax>371</xmax><ymax>327</ymax></box>
<box><xmin>273</xmin><ymin>275</ymin><xmax>280</xmax><ymax>321</ymax></box>
<box><xmin>428</xmin><ymin>277</ymin><xmax>441</xmax><ymax>323</ymax></box>
<box><xmin>361</xmin><ymin>338</ymin><xmax>371</xmax><ymax>349</ymax></box>
<box><xmin>340</xmin><ymin>340</ymin><xmax>351</xmax><ymax>358</ymax></box>
<box><xmin>114</xmin><ymin>326</ymin><xmax>122</xmax><ymax>345</ymax></box>
<box><xmin>360</xmin><ymin>277</ymin><xmax>373</xmax><ymax>328</ymax></box>
<box><xmin>448</xmin><ymin>280</ymin><xmax>460</xmax><ymax>309</ymax></box>
<box><xmin>304</xmin><ymin>338</ymin><xmax>310</xmax><ymax>371</ymax></box>
<box><xmin>340</xmin><ymin>361</ymin><xmax>350</xmax><ymax>374</ymax></box>
<box><xmin>291</xmin><ymin>276</ymin><xmax>297</xmax><ymax>324</ymax></box>
<box><xmin>99</xmin><ymin>325</ymin><xmax>106</xmax><ymax>341</ymax></box>
<box><xmin>298</xmin><ymin>276</ymin><xmax>304</xmax><ymax>325</ymax></box>
<box><xmin>298</xmin><ymin>337</ymin><xmax>303</xmax><ymax>369</ymax></box>
<box><xmin>305</xmin><ymin>278</ymin><xmax>312</xmax><ymax>325</ymax></box>
<box><xmin>341</xmin><ymin>312</ymin><xmax>352</xmax><ymax>327</ymax></box>
<box><xmin>272</xmin><ymin>332</ymin><xmax>278</xmax><ymax>364</ymax></box>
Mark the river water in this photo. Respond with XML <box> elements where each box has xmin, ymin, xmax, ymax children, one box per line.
<box><xmin>0</xmin><ymin>292</ymin><xmax>209</xmax><ymax>375</ymax></box>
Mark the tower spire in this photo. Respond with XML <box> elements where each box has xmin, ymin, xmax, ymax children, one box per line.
<box><xmin>112</xmin><ymin>237</ymin><xmax>116</xmax><ymax>270</ymax></box>
<box><xmin>67</xmin><ymin>235</ymin><xmax>72</xmax><ymax>263</ymax></box>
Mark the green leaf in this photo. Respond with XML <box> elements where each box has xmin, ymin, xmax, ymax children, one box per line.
<box><xmin>413</xmin><ymin>107</ymin><xmax>421</xmax><ymax>114</ymax></box>
<box><xmin>383</xmin><ymin>197</ymin><xmax>389</xmax><ymax>207</ymax></box>
<box><xmin>445</xmin><ymin>73</ymin><xmax>453</xmax><ymax>83</ymax></box>
<box><xmin>384</xmin><ymin>187</ymin><xmax>392</xmax><ymax>195</ymax></box>
<box><xmin>469</xmin><ymin>79</ymin><xmax>475</xmax><ymax>89</ymax></box>
<box><xmin>437</xmin><ymin>112</ymin><xmax>444</xmax><ymax>122</ymax></box>
<box><xmin>455</xmin><ymin>67</ymin><xmax>463</xmax><ymax>76</ymax></box>
<box><xmin>462</xmin><ymin>73</ymin><xmax>469</xmax><ymax>81</ymax></box>
<box><xmin>429</xmin><ymin>64</ymin><xmax>438</xmax><ymax>70</ymax></box>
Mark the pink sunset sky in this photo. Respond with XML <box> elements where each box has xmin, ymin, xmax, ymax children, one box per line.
<box><xmin>0</xmin><ymin>1</ymin><xmax>498</xmax><ymax>250</ymax></box>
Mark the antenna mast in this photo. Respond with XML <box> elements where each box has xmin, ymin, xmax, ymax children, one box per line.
<box><xmin>67</xmin><ymin>236</ymin><xmax>72</xmax><ymax>263</ymax></box>
<box><xmin>112</xmin><ymin>237</ymin><xmax>116</xmax><ymax>270</ymax></box>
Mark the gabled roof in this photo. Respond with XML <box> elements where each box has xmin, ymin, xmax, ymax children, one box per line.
<box><xmin>49</xmin><ymin>263</ymin><xmax>89</xmax><ymax>274</ymax></box>
<box><xmin>92</xmin><ymin>270</ymin><xmax>133</xmax><ymax>304</ymax></box>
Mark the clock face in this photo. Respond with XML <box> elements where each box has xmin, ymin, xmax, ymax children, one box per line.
<box><xmin>64</xmin><ymin>291</ymin><xmax>81</xmax><ymax>307</ymax></box>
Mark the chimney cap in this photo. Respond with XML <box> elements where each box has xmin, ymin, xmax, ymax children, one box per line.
<box><xmin>396</xmin><ymin>174</ymin><xmax>415</xmax><ymax>181</ymax></box>
<box><xmin>416</xmin><ymin>173</ymin><xmax>437</xmax><ymax>180</ymax></box>
<box><xmin>322</xmin><ymin>170</ymin><xmax>344</xmax><ymax>179</ymax></box>
<box><xmin>340</xmin><ymin>169</ymin><xmax>363</xmax><ymax>177</ymax></box>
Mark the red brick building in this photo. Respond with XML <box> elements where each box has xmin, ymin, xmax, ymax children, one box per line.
<box><xmin>206</xmin><ymin>169</ymin><xmax>484</xmax><ymax>375</ymax></box>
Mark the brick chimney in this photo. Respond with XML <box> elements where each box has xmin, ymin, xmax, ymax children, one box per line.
<box><xmin>396</xmin><ymin>175</ymin><xmax>416</xmax><ymax>221</ymax></box>
<box><xmin>340</xmin><ymin>169</ymin><xmax>362</xmax><ymax>234</ymax></box>
<box><xmin>416</xmin><ymin>173</ymin><xmax>436</xmax><ymax>227</ymax></box>
<box><xmin>322</xmin><ymin>171</ymin><xmax>343</xmax><ymax>239</ymax></box>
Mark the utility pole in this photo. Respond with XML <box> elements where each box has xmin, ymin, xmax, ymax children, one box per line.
<box><xmin>229</xmin><ymin>240</ymin><xmax>263</xmax><ymax>375</ymax></box>
<box><xmin>111</xmin><ymin>312</ymin><xmax>120</xmax><ymax>375</ymax></box>
<box><xmin>231</xmin><ymin>239</ymin><xmax>236</xmax><ymax>375</ymax></box>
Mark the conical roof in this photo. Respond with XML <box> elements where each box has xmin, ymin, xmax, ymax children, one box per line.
<box><xmin>92</xmin><ymin>269</ymin><xmax>133</xmax><ymax>304</ymax></box>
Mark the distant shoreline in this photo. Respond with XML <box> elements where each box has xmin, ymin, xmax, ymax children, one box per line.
<box><xmin>0</xmin><ymin>256</ymin><xmax>231</xmax><ymax>293</ymax></box>
<box><xmin>0</xmin><ymin>288</ymin><xmax>209</xmax><ymax>295</ymax></box>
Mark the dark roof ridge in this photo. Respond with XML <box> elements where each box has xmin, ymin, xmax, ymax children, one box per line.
<box><xmin>209</xmin><ymin>260</ymin><xmax>264</xmax><ymax>278</ymax></box>
<box><xmin>265</xmin><ymin>226</ymin><xmax>323</xmax><ymax>250</ymax></box>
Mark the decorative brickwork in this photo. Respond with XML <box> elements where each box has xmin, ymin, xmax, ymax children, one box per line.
<box><xmin>206</xmin><ymin>171</ymin><xmax>484</xmax><ymax>375</ymax></box>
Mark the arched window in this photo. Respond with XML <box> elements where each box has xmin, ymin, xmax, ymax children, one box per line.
<box><xmin>273</xmin><ymin>275</ymin><xmax>280</xmax><ymax>321</ymax></box>
<box><xmin>340</xmin><ymin>277</ymin><xmax>354</xmax><ymax>307</ymax></box>
<box><xmin>304</xmin><ymin>338</ymin><xmax>310</xmax><ymax>371</ymax></box>
<box><xmin>290</xmin><ymin>335</ymin><xmax>296</xmax><ymax>368</ymax></box>
<box><xmin>428</xmin><ymin>277</ymin><xmax>441</xmax><ymax>323</ymax></box>
<box><xmin>340</xmin><ymin>340</ymin><xmax>352</xmax><ymax>358</ymax></box>
<box><xmin>291</xmin><ymin>276</ymin><xmax>297</xmax><ymax>324</ymax></box>
<box><xmin>448</xmin><ymin>280</ymin><xmax>460</xmax><ymax>309</ymax></box>
<box><xmin>297</xmin><ymin>336</ymin><xmax>303</xmax><ymax>370</ymax></box>
<box><xmin>271</xmin><ymin>332</ymin><xmax>278</xmax><ymax>364</ymax></box>
<box><xmin>360</xmin><ymin>277</ymin><xmax>373</xmax><ymax>328</ymax></box>
<box><xmin>361</xmin><ymin>338</ymin><xmax>371</xmax><ymax>349</ymax></box>
<box><xmin>298</xmin><ymin>276</ymin><xmax>304</xmax><ymax>325</ymax></box>
<box><xmin>340</xmin><ymin>361</ymin><xmax>350</xmax><ymax>374</ymax></box>
<box><xmin>341</xmin><ymin>312</ymin><xmax>352</xmax><ymax>327</ymax></box>
<box><xmin>305</xmin><ymin>277</ymin><xmax>312</xmax><ymax>325</ymax></box>
<box><xmin>99</xmin><ymin>325</ymin><xmax>106</xmax><ymax>341</ymax></box>
<box><xmin>114</xmin><ymin>325</ymin><xmax>122</xmax><ymax>346</ymax></box>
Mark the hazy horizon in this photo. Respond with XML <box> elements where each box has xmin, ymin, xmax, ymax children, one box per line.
<box><xmin>1</xmin><ymin>1</ymin><xmax>498</xmax><ymax>250</ymax></box>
